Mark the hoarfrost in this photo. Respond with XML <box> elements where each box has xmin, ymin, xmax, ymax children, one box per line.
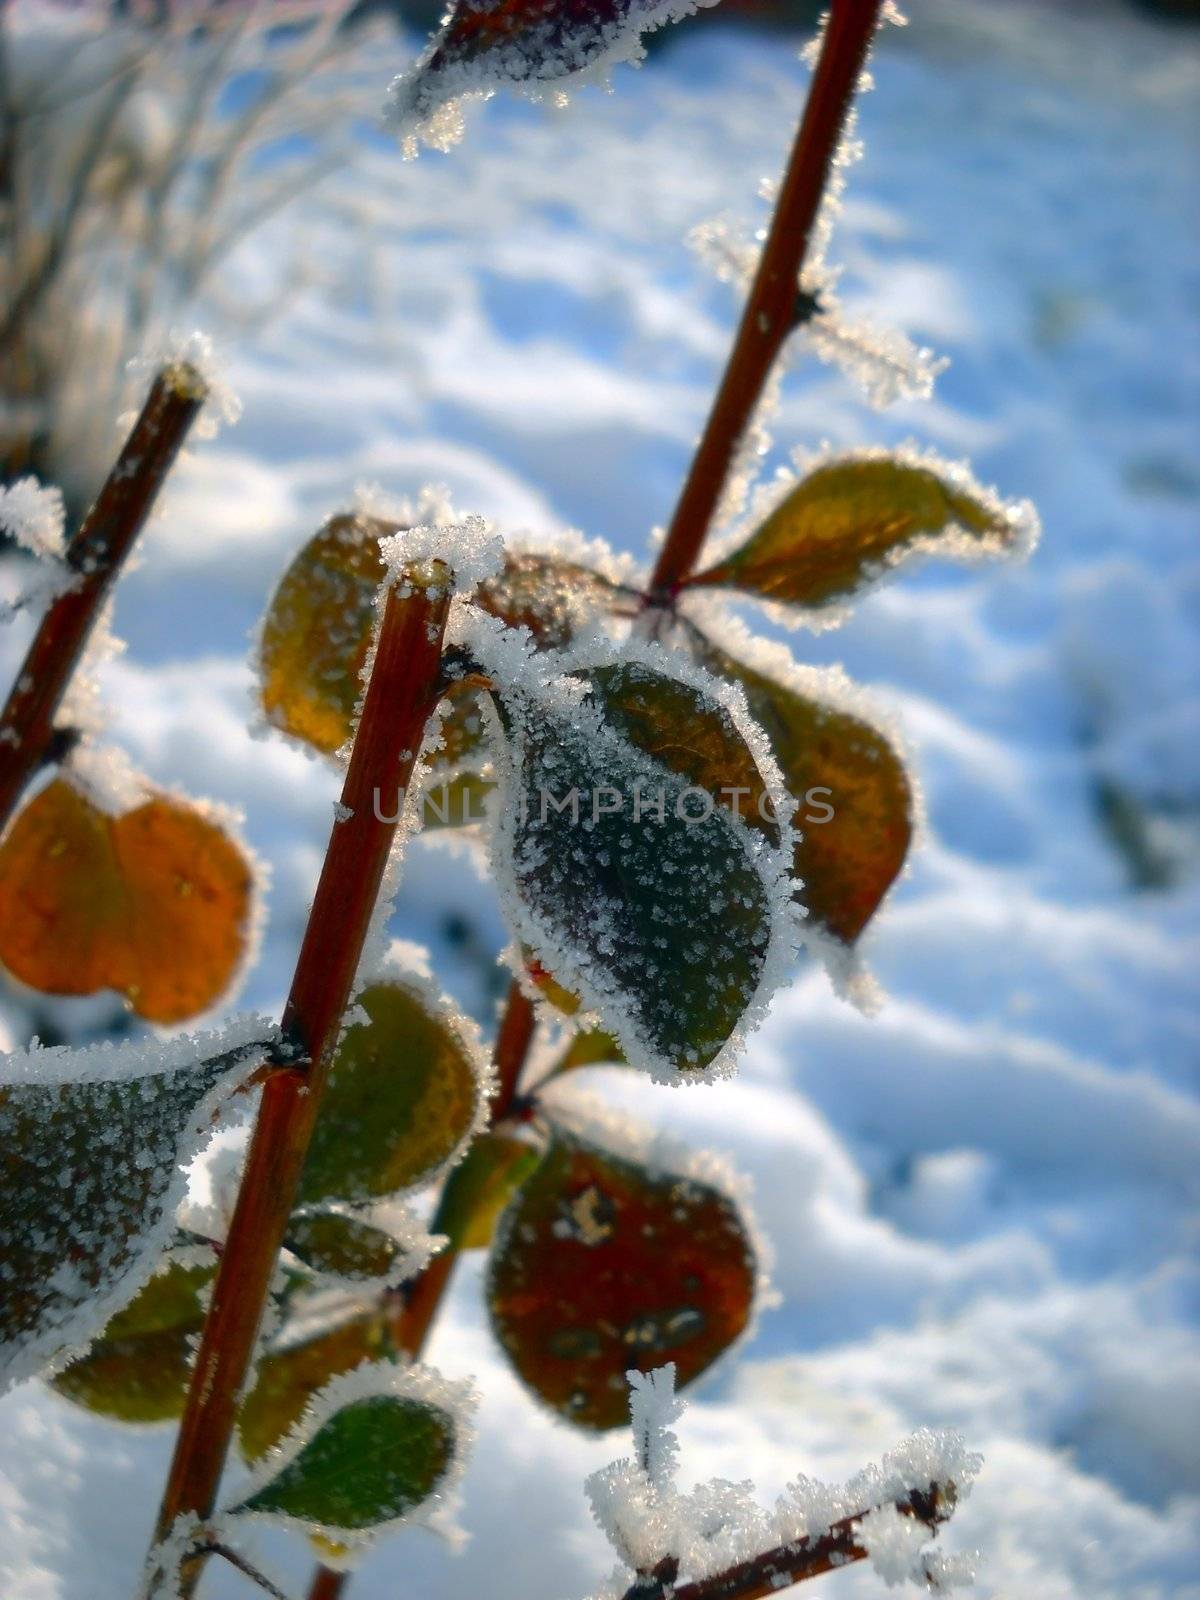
<box><xmin>0</xmin><ymin>474</ymin><xmax>66</xmax><ymax>560</ymax></box>
<box><xmin>124</xmin><ymin>329</ymin><xmax>242</xmax><ymax>444</ymax></box>
<box><xmin>379</xmin><ymin>514</ymin><xmax>506</xmax><ymax>595</ymax></box>
<box><xmin>586</xmin><ymin>1375</ymin><xmax>981</xmax><ymax>1598</ymax></box>
<box><xmin>0</xmin><ymin>1015</ymin><xmax>276</xmax><ymax>1397</ymax></box>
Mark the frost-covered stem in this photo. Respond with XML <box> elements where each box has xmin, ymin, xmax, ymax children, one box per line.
<box><xmin>620</xmin><ymin>1485</ymin><xmax>950</xmax><ymax>1600</ymax></box>
<box><xmin>303</xmin><ymin>981</ymin><xmax>537</xmax><ymax>1600</ymax></box>
<box><xmin>0</xmin><ymin>362</ymin><xmax>206</xmax><ymax>832</ymax></box>
<box><xmin>151</xmin><ymin>567</ymin><xmax>452</xmax><ymax>1595</ymax></box>
<box><xmin>647</xmin><ymin>0</ymin><xmax>884</xmax><ymax>599</ymax></box>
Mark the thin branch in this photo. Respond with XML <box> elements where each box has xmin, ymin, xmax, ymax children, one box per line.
<box><xmin>619</xmin><ymin>1485</ymin><xmax>952</xmax><ymax>1600</ymax></box>
<box><xmin>0</xmin><ymin>361</ymin><xmax>207</xmax><ymax>833</ymax></box>
<box><xmin>151</xmin><ymin>565</ymin><xmax>453</xmax><ymax>1597</ymax></box>
<box><xmin>206</xmin><ymin>1541</ymin><xmax>297</xmax><ymax>1600</ymax></box>
<box><xmin>647</xmin><ymin>0</ymin><xmax>885</xmax><ymax>599</ymax></box>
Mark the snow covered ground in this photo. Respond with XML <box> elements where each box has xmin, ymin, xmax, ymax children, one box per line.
<box><xmin>1</xmin><ymin>1</ymin><xmax>1198</xmax><ymax>1596</ymax></box>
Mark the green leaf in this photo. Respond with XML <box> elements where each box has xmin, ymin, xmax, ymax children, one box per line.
<box><xmin>487</xmin><ymin>1130</ymin><xmax>757</xmax><ymax>1430</ymax></box>
<box><xmin>299</xmin><ymin>975</ymin><xmax>486</xmax><ymax>1205</ymax></box>
<box><xmin>490</xmin><ymin>650</ymin><xmax>793</xmax><ymax>1081</ymax></box>
<box><xmin>435</xmin><ymin>1133</ymin><xmax>540</xmax><ymax>1252</ymax></box>
<box><xmin>0</xmin><ymin>1025</ymin><xmax>265</xmax><ymax>1396</ymax></box>
<box><xmin>49</xmin><ymin>1252</ymin><xmax>215</xmax><ymax>1423</ymax></box>
<box><xmin>285</xmin><ymin>1210</ymin><xmax>409</xmax><ymax>1285</ymax></box>
<box><xmin>237</xmin><ymin>1312</ymin><xmax>388</xmax><ymax>1464</ymax></box>
<box><xmin>229</xmin><ymin>1365</ymin><xmax>469</xmax><ymax>1546</ymax></box>
<box><xmin>696</xmin><ymin>636</ymin><xmax>913</xmax><ymax>944</ymax></box>
<box><xmin>690</xmin><ymin>455</ymin><xmax>1025</xmax><ymax>612</ymax></box>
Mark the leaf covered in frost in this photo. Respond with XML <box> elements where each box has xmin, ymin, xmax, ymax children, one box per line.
<box><xmin>475</xmin><ymin>550</ymin><xmax>624</xmax><ymax>649</ymax></box>
<box><xmin>0</xmin><ymin>1018</ymin><xmax>271</xmax><ymax>1396</ymax></box>
<box><xmin>389</xmin><ymin>0</ymin><xmax>721</xmax><ymax>133</ymax></box>
<box><xmin>0</xmin><ymin>777</ymin><xmax>255</xmax><ymax>1023</ymax></box>
<box><xmin>486</xmin><ymin>1129</ymin><xmax>757</xmax><ymax>1430</ymax></box>
<box><xmin>689</xmin><ymin>453</ymin><xmax>1036</xmax><ymax>615</ymax></box>
<box><xmin>227</xmin><ymin>1363</ymin><xmax>473</xmax><ymax>1553</ymax></box>
<box><xmin>696</xmin><ymin>632</ymin><xmax>912</xmax><ymax>944</ymax></box>
<box><xmin>299</xmin><ymin>970</ymin><xmax>489</xmax><ymax>1205</ymax></box>
<box><xmin>485</xmin><ymin>640</ymin><xmax>796</xmax><ymax>1082</ymax></box>
<box><xmin>49</xmin><ymin>1250</ymin><xmax>215</xmax><ymax>1423</ymax></box>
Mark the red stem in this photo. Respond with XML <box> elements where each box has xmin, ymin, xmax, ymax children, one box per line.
<box><xmin>149</xmin><ymin>565</ymin><xmax>452</xmax><ymax>1595</ymax></box>
<box><xmin>648</xmin><ymin>0</ymin><xmax>885</xmax><ymax>597</ymax></box>
<box><xmin>0</xmin><ymin>363</ymin><xmax>207</xmax><ymax>831</ymax></box>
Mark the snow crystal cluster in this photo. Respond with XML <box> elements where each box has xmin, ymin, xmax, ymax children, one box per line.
<box><xmin>0</xmin><ymin>474</ymin><xmax>74</xmax><ymax>621</ymax></box>
<box><xmin>586</xmin><ymin>1366</ymin><xmax>980</xmax><ymax>1597</ymax></box>
<box><xmin>124</xmin><ymin>330</ymin><xmax>242</xmax><ymax>443</ymax></box>
<box><xmin>380</xmin><ymin>513</ymin><xmax>506</xmax><ymax>596</ymax></box>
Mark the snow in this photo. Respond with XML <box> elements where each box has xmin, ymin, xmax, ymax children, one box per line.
<box><xmin>1</xmin><ymin>1</ymin><xmax>1198</xmax><ymax>1597</ymax></box>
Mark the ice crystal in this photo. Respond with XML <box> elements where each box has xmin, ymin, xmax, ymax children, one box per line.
<box><xmin>0</xmin><ymin>474</ymin><xmax>66</xmax><ymax>560</ymax></box>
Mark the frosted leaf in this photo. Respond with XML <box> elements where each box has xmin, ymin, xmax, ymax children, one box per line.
<box><xmin>684</xmin><ymin>609</ymin><xmax>914</xmax><ymax>957</ymax></box>
<box><xmin>224</xmin><ymin>1361</ymin><xmax>476</xmax><ymax>1563</ymax></box>
<box><xmin>0</xmin><ymin>474</ymin><xmax>66</xmax><ymax>560</ymax></box>
<box><xmin>0</xmin><ymin>1015</ymin><xmax>275</xmax><ymax>1396</ymax></box>
<box><xmin>472</xmin><ymin>628</ymin><xmax>800</xmax><ymax>1084</ymax></box>
<box><xmin>486</xmin><ymin>1121</ymin><xmax>761</xmax><ymax>1430</ymax></box>
<box><xmin>689</xmin><ymin>445</ymin><xmax>1039</xmax><ymax>626</ymax></box>
<box><xmin>0</xmin><ymin>771</ymin><xmax>262</xmax><ymax>1024</ymax></box>
<box><xmin>49</xmin><ymin>1246</ymin><xmax>217</xmax><ymax>1424</ymax></box>
<box><xmin>388</xmin><ymin>0</ymin><xmax>722</xmax><ymax>155</ymax></box>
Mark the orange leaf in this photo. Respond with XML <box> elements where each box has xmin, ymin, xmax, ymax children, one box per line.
<box><xmin>0</xmin><ymin>779</ymin><xmax>253</xmax><ymax>1022</ymax></box>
